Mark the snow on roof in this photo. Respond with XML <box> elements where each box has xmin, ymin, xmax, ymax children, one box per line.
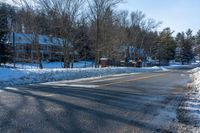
<box><xmin>9</xmin><ymin>32</ymin><xmax>63</xmax><ymax>46</ymax></box>
<box><xmin>11</xmin><ymin>33</ymin><xmax>32</xmax><ymax>44</ymax></box>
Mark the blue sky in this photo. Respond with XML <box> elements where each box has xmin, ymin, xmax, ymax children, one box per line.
<box><xmin>118</xmin><ymin>0</ymin><xmax>200</xmax><ymax>35</ymax></box>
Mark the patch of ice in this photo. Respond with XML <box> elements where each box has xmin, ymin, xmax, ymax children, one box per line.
<box><xmin>43</xmin><ymin>83</ymin><xmax>99</xmax><ymax>88</ymax></box>
<box><xmin>4</xmin><ymin>87</ymin><xmax>19</xmax><ymax>91</ymax></box>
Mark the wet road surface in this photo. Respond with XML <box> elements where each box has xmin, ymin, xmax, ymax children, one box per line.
<box><xmin>0</xmin><ymin>70</ymin><xmax>193</xmax><ymax>133</ymax></box>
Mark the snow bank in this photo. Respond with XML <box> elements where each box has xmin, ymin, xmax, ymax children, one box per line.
<box><xmin>190</xmin><ymin>67</ymin><xmax>200</xmax><ymax>91</ymax></box>
<box><xmin>5</xmin><ymin>61</ymin><xmax>94</xmax><ymax>69</ymax></box>
<box><xmin>0</xmin><ymin>66</ymin><xmax>165</xmax><ymax>86</ymax></box>
<box><xmin>177</xmin><ymin>67</ymin><xmax>200</xmax><ymax>127</ymax></box>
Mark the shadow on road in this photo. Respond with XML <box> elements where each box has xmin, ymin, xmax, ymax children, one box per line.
<box><xmin>0</xmin><ymin>83</ymin><xmax>178</xmax><ymax>133</ymax></box>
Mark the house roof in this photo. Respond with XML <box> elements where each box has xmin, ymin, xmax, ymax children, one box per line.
<box><xmin>9</xmin><ymin>32</ymin><xmax>64</xmax><ymax>46</ymax></box>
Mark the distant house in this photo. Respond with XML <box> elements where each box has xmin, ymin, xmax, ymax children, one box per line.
<box><xmin>175</xmin><ymin>44</ymin><xmax>182</xmax><ymax>62</ymax></box>
<box><xmin>175</xmin><ymin>47</ymin><xmax>181</xmax><ymax>56</ymax></box>
<box><xmin>6</xmin><ymin>32</ymin><xmax>68</xmax><ymax>62</ymax></box>
<box><xmin>120</xmin><ymin>45</ymin><xmax>145</xmax><ymax>61</ymax></box>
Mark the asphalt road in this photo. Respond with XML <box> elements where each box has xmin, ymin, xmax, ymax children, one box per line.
<box><xmin>0</xmin><ymin>69</ymin><xmax>193</xmax><ymax>133</ymax></box>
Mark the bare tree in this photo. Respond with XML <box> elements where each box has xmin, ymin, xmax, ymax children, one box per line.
<box><xmin>129</xmin><ymin>11</ymin><xmax>161</xmax><ymax>60</ymax></box>
<box><xmin>37</xmin><ymin>0</ymin><xmax>85</xmax><ymax>68</ymax></box>
<box><xmin>130</xmin><ymin>10</ymin><xmax>145</xmax><ymax>44</ymax></box>
<box><xmin>87</xmin><ymin>0</ymin><xmax>123</xmax><ymax>67</ymax></box>
<box><xmin>11</xmin><ymin>0</ymin><xmax>45</xmax><ymax>68</ymax></box>
<box><xmin>139</xmin><ymin>18</ymin><xmax>162</xmax><ymax>50</ymax></box>
<box><xmin>9</xmin><ymin>0</ymin><xmax>164</xmax><ymax>67</ymax></box>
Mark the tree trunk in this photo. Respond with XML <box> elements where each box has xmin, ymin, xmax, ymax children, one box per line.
<box><xmin>34</xmin><ymin>34</ymin><xmax>43</xmax><ymax>69</ymax></box>
<box><xmin>95</xmin><ymin>16</ymin><xmax>100</xmax><ymax>68</ymax></box>
<box><xmin>63</xmin><ymin>39</ymin><xmax>70</xmax><ymax>68</ymax></box>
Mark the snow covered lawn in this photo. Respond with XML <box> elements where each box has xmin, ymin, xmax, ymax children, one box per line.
<box><xmin>0</xmin><ymin>66</ymin><xmax>167</xmax><ymax>87</ymax></box>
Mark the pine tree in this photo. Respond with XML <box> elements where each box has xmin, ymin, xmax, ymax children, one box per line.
<box><xmin>0</xmin><ymin>3</ymin><xmax>15</xmax><ymax>65</ymax></box>
<box><xmin>176</xmin><ymin>29</ymin><xmax>194</xmax><ymax>64</ymax></box>
<box><xmin>0</xmin><ymin>3</ymin><xmax>9</xmax><ymax>65</ymax></box>
<box><xmin>196</xmin><ymin>30</ymin><xmax>200</xmax><ymax>45</ymax></box>
<box><xmin>157</xmin><ymin>28</ymin><xmax>176</xmax><ymax>65</ymax></box>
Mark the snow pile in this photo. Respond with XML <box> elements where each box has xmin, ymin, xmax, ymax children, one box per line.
<box><xmin>190</xmin><ymin>67</ymin><xmax>200</xmax><ymax>90</ymax></box>
<box><xmin>189</xmin><ymin>67</ymin><xmax>200</xmax><ymax>73</ymax></box>
<box><xmin>0</xmin><ymin>66</ymin><xmax>166</xmax><ymax>86</ymax></box>
<box><xmin>177</xmin><ymin>67</ymin><xmax>200</xmax><ymax>127</ymax></box>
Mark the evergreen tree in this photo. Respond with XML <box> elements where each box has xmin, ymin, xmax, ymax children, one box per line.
<box><xmin>194</xmin><ymin>30</ymin><xmax>200</xmax><ymax>59</ymax></box>
<box><xmin>157</xmin><ymin>28</ymin><xmax>176</xmax><ymax>64</ymax></box>
<box><xmin>176</xmin><ymin>29</ymin><xmax>194</xmax><ymax>64</ymax></box>
<box><xmin>0</xmin><ymin>3</ymin><xmax>14</xmax><ymax>65</ymax></box>
<box><xmin>196</xmin><ymin>30</ymin><xmax>200</xmax><ymax>45</ymax></box>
